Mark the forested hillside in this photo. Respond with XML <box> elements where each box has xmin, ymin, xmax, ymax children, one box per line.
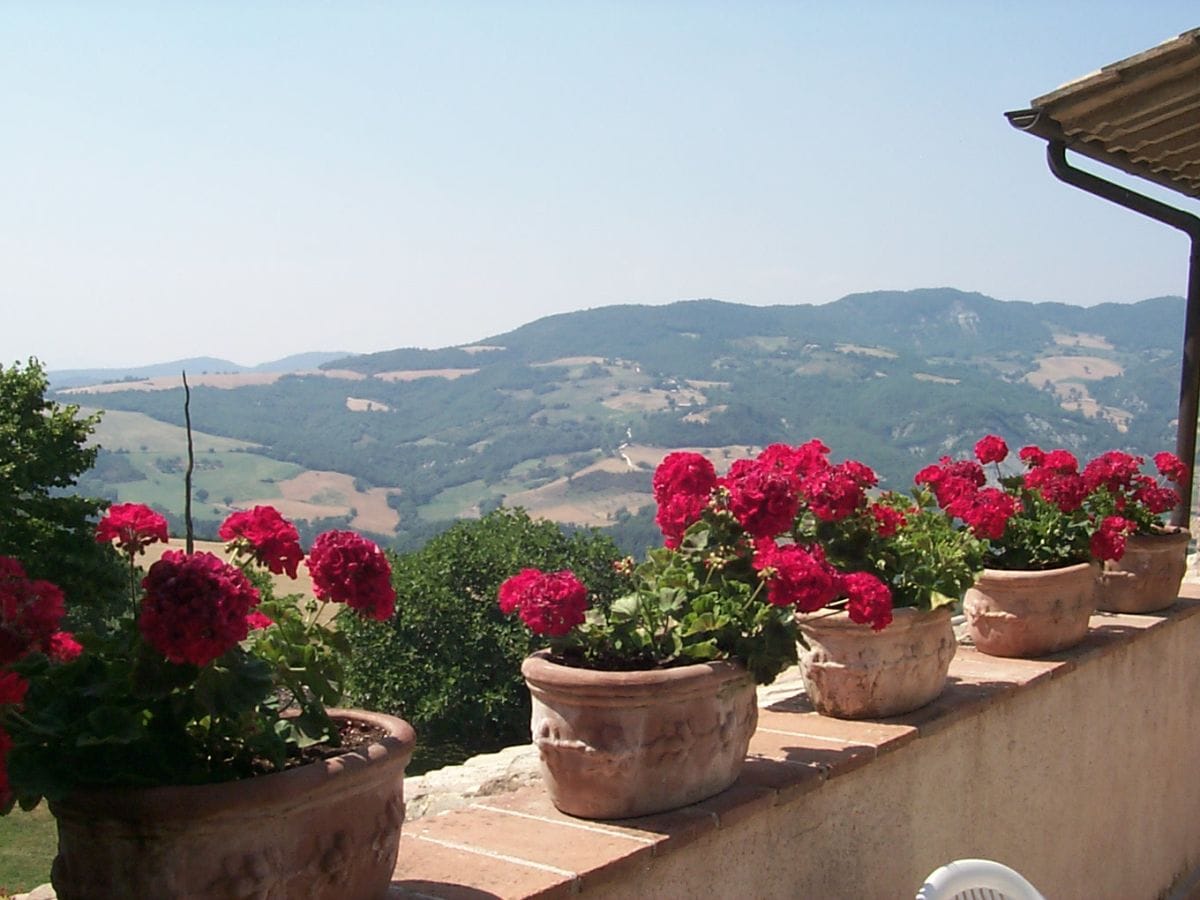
<box><xmin>57</xmin><ymin>288</ymin><xmax>1188</xmax><ymax>555</ymax></box>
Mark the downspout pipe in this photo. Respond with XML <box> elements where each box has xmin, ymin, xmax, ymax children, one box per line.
<box><xmin>1045</xmin><ymin>140</ymin><xmax>1200</xmax><ymax>530</ymax></box>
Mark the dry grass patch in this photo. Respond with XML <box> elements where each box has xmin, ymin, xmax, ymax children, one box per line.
<box><xmin>373</xmin><ymin>369</ymin><xmax>477</xmax><ymax>382</ymax></box>
<box><xmin>346</xmin><ymin>397</ymin><xmax>391</xmax><ymax>412</ymax></box>
<box><xmin>1023</xmin><ymin>355</ymin><xmax>1123</xmax><ymax>387</ymax></box>
<box><xmin>247</xmin><ymin>471</ymin><xmax>399</xmax><ymax>534</ymax></box>
<box><xmin>835</xmin><ymin>343</ymin><xmax>898</xmax><ymax>359</ymax></box>
<box><xmin>913</xmin><ymin>373</ymin><xmax>959</xmax><ymax>385</ymax></box>
<box><xmin>1052</xmin><ymin>331</ymin><xmax>1113</xmax><ymax>350</ymax></box>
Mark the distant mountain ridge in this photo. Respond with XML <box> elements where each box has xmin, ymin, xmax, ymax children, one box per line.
<box><xmin>48</xmin><ymin>352</ymin><xmax>351</xmax><ymax>390</ymax></box>
<box><xmin>56</xmin><ymin>288</ymin><xmax>1189</xmax><ymax>555</ymax></box>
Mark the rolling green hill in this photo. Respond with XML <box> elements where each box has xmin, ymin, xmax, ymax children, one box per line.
<box><xmin>55</xmin><ymin>288</ymin><xmax>1189</xmax><ymax>555</ymax></box>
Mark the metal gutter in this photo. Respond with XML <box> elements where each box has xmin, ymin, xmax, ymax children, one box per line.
<box><xmin>1004</xmin><ymin>121</ymin><xmax>1200</xmax><ymax>527</ymax></box>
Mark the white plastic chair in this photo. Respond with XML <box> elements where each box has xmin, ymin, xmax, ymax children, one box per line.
<box><xmin>915</xmin><ymin>858</ymin><xmax>1047</xmax><ymax>900</ymax></box>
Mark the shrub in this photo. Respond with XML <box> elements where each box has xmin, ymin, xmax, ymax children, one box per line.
<box><xmin>341</xmin><ymin>508</ymin><xmax>629</xmax><ymax>758</ymax></box>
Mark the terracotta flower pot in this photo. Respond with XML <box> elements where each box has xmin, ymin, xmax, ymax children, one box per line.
<box><xmin>796</xmin><ymin>606</ymin><xmax>956</xmax><ymax>719</ymax></box>
<box><xmin>964</xmin><ymin>562</ymin><xmax>1097</xmax><ymax>657</ymax></box>
<box><xmin>49</xmin><ymin>709</ymin><xmax>416</xmax><ymax>900</ymax></box>
<box><xmin>521</xmin><ymin>651</ymin><xmax>757</xmax><ymax>819</ymax></box>
<box><xmin>1096</xmin><ymin>527</ymin><xmax>1190</xmax><ymax>613</ymax></box>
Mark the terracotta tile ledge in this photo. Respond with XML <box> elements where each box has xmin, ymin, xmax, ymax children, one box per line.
<box><xmin>388</xmin><ymin>594</ymin><xmax>1200</xmax><ymax>899</ymax></box>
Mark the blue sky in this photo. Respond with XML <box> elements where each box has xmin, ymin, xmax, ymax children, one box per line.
<box><xmin>3</xmin><ymin>2</ymin><xmax>1198</xmax><ymax>369</ymax></box>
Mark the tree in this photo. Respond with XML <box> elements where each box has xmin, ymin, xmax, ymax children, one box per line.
<box><xmin>0</xmin><ymin>359</ymin><xmax>123</xmax><ymax>619</ymax></box>
<box><xmin>340</xmin><ymin>508</ymin><xmax>630</xmax><ymax>767</ymax></box>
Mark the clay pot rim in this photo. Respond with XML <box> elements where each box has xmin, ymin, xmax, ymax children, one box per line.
<box><xmin>1127</xmin><ymin>525</ymin><xmax>1191</xmax><ymax>544</ymax></box>
<box><xmin>51</xmin><ymin>708</ymin><xmax>416</xmax><ymax>817</ymax></box>
<box><xmin>796</xmin><ymin>605</ymin><xmax>951</xmax><ymax>632</ymax></box>
<box><xmin>975</xmin><ymin>560</ymin><xmax>1098</xmax><ymax>583</ymax></box>
<box><xmin>522</xmin><ymin>649</ymin><xmax>749</xmax><ymax>692</ymax></box>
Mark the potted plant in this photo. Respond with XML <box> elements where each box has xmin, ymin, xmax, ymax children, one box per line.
<box><xmin>1083</xmin><ymin>450</ymin><xmax>1190</xmax><ymax>612</ymax></box>
<box><xmin>497</xmin><ymin>440</ymin><xmax>984</xmax><ymax>816</ymax></box>
<box><xmin>784</xmin><ymin>442</ymin><xmax>988</xmax><ymax>718</ymax></box>
<box><xmin>917</xmin><ymin>436</ymin><xmax>1132</xmax><ymax>657</ymax></box>
<box><xmin>0</xmin><ymin>503</ymin><xmax>413</xmax><ymax>900</ymax></box>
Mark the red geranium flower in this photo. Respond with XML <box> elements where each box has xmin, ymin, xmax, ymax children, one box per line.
<box><xmin>95</xmin><ymin>503</ymin><xmax>169</xmax><ymax>556</ymax></box>
<box><xmin>1090</xmin><ymin>516</ymin><xmax>1134</xmax><ymax>562</ymax></box>
<box><xmin>1082</xmin><ymin>451</ymin><xmax>1142</xmax><ymax>494</ymax></box>
<box><xmin>974</xmin><ymin>435</ymin><xmax>1009</xmax><ymax>465</ymax></box>
<box><xmin>1134</xmin><ymin>481</ymin><xmax>1180</xmax><ymax>515</ymax></box>
<box><xmin>219</xmin><ymin>506</ymin><xmax>303</xmax><ymax>579</ymax></box>
<box><xmin>0</xmin><ymin>671</ymin><xmax>28</xmax><ymax>707</ymax></box>
<box><xmin>1155</xmin><ymin>451</ymin><xmax>1187</xmax><ymax>483</ymax></box>
<box><xmin>46</xmin><ymin>631</ymin><xmax>82</xmax><ymax>663</ymax></box>
<box><xmin>752</xmin><ymin>540</ymin><xmax>841</xmax><ymax>612</ymax></box>
<box><xmin>802</xmin><ymin>461</ymin><xmax>874</xmax><ymax>522</ymax></box>
<box><xmin>139</xmin><ymin>551</ymin><xmax>261</xmax><ymax>667</ymax></box>
<box><xmin>960</xmin><ymin>488</ymin><xmax>1018</xmax><ymax>540</ymax></box>
<box><xmin>842</xmin><ymin>571</ymin><xmax>893</xmax><ymax>631</ymax></box>
<box><xmin>0</xmin><ymin>558</ymin><xmax>66</xmax><ymax>666</ymax></box>
<box><xmin>306</xmin><ymin>531</ymin><xmax>396</xmax><ymax>621</ymax></box>
<box><xmin>1018</xmin><ymin>445</ymin><xmax>1046</xmax><ymax>467</ymax></box>
<box><xmin>870</xmin><ymin>504</ymin><xmax>907</xmax><ymax>538</ymax></box>
<box><xmin>497</xmin><ymin>568</ymin><xmax>588</xmax><ymax>636</ymax></box>
<box><xmin>721</xmin><ymin>458</ymin><xmax>800</xmax><ymax>538</ymax></box>
<box><xmin>652</xmin><ymin>452</ymin><xmax>718</xmax><ymax>548</ymax></box>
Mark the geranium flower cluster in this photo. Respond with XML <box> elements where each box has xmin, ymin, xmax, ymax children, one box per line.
<box><xmin>498</xmin><ymin>568</ymin><xmax>589</xmax><ymax>636</ymax></box>
<box><xmin>219</xmin><ymin>505</ymin><xmax>304</xmax><ymax>578</ymax></box>
<box><xmin>0</xmin><ymin>557</ymin><xmax>82</xmax><ymax>808</ymax></box>
<box><xmin>499</xmin><ymin>440</ymin><xmax>989</xmax><ymax>682</ymax></box>
<box><xmin>2</xmin><ymin>502</ymin><xmax>397</xmax><ymax>811</ymax></box>
<box><xmin>655</xmin><ymin>441</ymin><xmax>895</xmax><ymax>631</ymax></box>
<box><xmin>916</xmin><ymin>435</ymin><xmax>1180</xmax><ymax>570</ymax></box>
<box><xmin>307</xmin><ymin>530</ymin><xmax>397</xmax><ymax>621</ymax></box>
<box><xmin>1081</xmin><ymin>449</ymin><xmax>1184</xmax><ymax>534</ymax></box>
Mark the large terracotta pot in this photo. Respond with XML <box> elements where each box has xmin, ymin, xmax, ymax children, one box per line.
<box><xmin>964</xmin><ymin>562</ymin><xmax>1097</xmax><ymax>657</ymax></box>
<box><xmin>1096</xmin><ymin>527</ymin><xmax>1190</xmax><ymax>613</ymax></box>
<box><xmin>49</xmin><ymin>709</ymin><xmax>416</xmax><ymax>900</ymax></box>
<box><xmin>521</xmin><ymin>651</ymin><xmax>757</xmax><ymax>819</ymax></box>
<box><xmin>796</xmin><ymin>606</ymin><xmax>956</xmax><ymax>719</ymax></box>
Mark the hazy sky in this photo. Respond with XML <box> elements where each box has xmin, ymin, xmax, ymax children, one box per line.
<box><xmin>4</xmin><ymin>3</ymin><xmax>1198</xmax><ymax>370</ymax></box>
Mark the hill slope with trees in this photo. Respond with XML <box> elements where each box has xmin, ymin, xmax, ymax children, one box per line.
<box><xmin>54</xmin><ymin>288</ymin><xmax>1188</xmax><ymax>556</ymax></box>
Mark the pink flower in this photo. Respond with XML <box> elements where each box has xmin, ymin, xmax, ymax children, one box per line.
<box><xmin>757</xmin><ymin>440</ymin><xmax>832</xmax><ymax>485</ymax></box>
<box><xmin>720</xmin><ymin>458</ymin><xmax>799</xmax><ymax>538</ymax></box>
<box><xmin>1091</xmin><ymin>516</ymin><xmax>1134</xmax><ymax>562</ymax></box>
<box><xmin>974</xmin><ymin>435</ymin><xmax>1009</xmax><ymax>465</ymax></box>
<box><xmin>1134</xmin><ymin>481</ymin><xmax>1180</xmax><ymax>515</ymax></box>
<box><xmin>802</xmin><ymin>461</ymin><xmax>874</xmax><ymax>522</ymax></box>
<box><xmin>219</xmin><ymin>506</ymin><xmax>304</xmax><ymax>578</ymax></box>
<box><xmin>496</xmin><ymin>568</ymin><xmax>588</xmax><ymax>636</ymax></box>
<box><xmin>1024</xmin><ymin>467</ymin><xmax>1087</xmax><ymax>512</ymax></box>
<box><xmin>46</xmin><ymin>631</ymin><xmax>82</xmax><ymax>663</ymax></box>
<box><xmin>0</xmin><ymin>560</ymin><xmax>66</xmax><ymax>666</ymax></box>
<box><xmin>960</xmin><ymin>488</ymin><xmax>1018</xmax><ymax>540</ymax></box>
<box><xmin>139</xmin><ymin>551</ymin><xmax>261</xmax><ymax>667</ymax></box>
<box><xmin>246</xmin><ymin>610</ymin><xmax>274</xmax><ymax>631</ymax></box>
<box><xmin>1082</xmin><ymin>451</ymin><xmax>1142</xmax><ymax>494</ymax></box>
<box><xmin>95</xmin><ymin>503</ymin><xmax>169</xmax><ymax>556</ymax></box>
<box><xmin>306</xmin><ymin>531</ymin><xmax>396</xmax><ymax>621</ymax></box>
<box><xmin>652</xmin><ymin>452</ymin><xmax>718</xmax><ymax>549</ymax></box>
<box><xmin>752</xmin><ymin>540</ymin><xmax>841</xmax><ymax>612</ymax></box>
<box><xmin>1155</xmin><ymin>452</ymin><xmax>1187</xmax><ymax>483</ymax></box>
<box><xmin>1018</xmin><ymin>445</ymin><xmax>1046</xmax><ymax>467</ymax></box>
<box><xmin>842</xmin><ymin>571</ymin><xmax>893</xmax><ymax>631</ymax></box>
<box><xmin>870</xmin><ymin>504</ymin><xmax>907</xmax><ymax>538</ymax></box>
<box><xmin>916</xmin><ymin>457</ymin><xmax>986</xmax><ymax>511</ymax></box>
<box><xmin>1040</xmin><ymin>449</ymin><xmax>1079</xmax><ymax>473</ymax></box>
<box><xmin>0</xmin><ymin>671</ymin><xmax>28</xmax><ymax>707</ymax></box>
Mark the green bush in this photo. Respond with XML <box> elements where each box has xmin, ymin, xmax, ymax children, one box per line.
<box><xmin>341</xmin><ymin>508</ymin><xmax>630</xmax><ymax>760</ymax></box>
